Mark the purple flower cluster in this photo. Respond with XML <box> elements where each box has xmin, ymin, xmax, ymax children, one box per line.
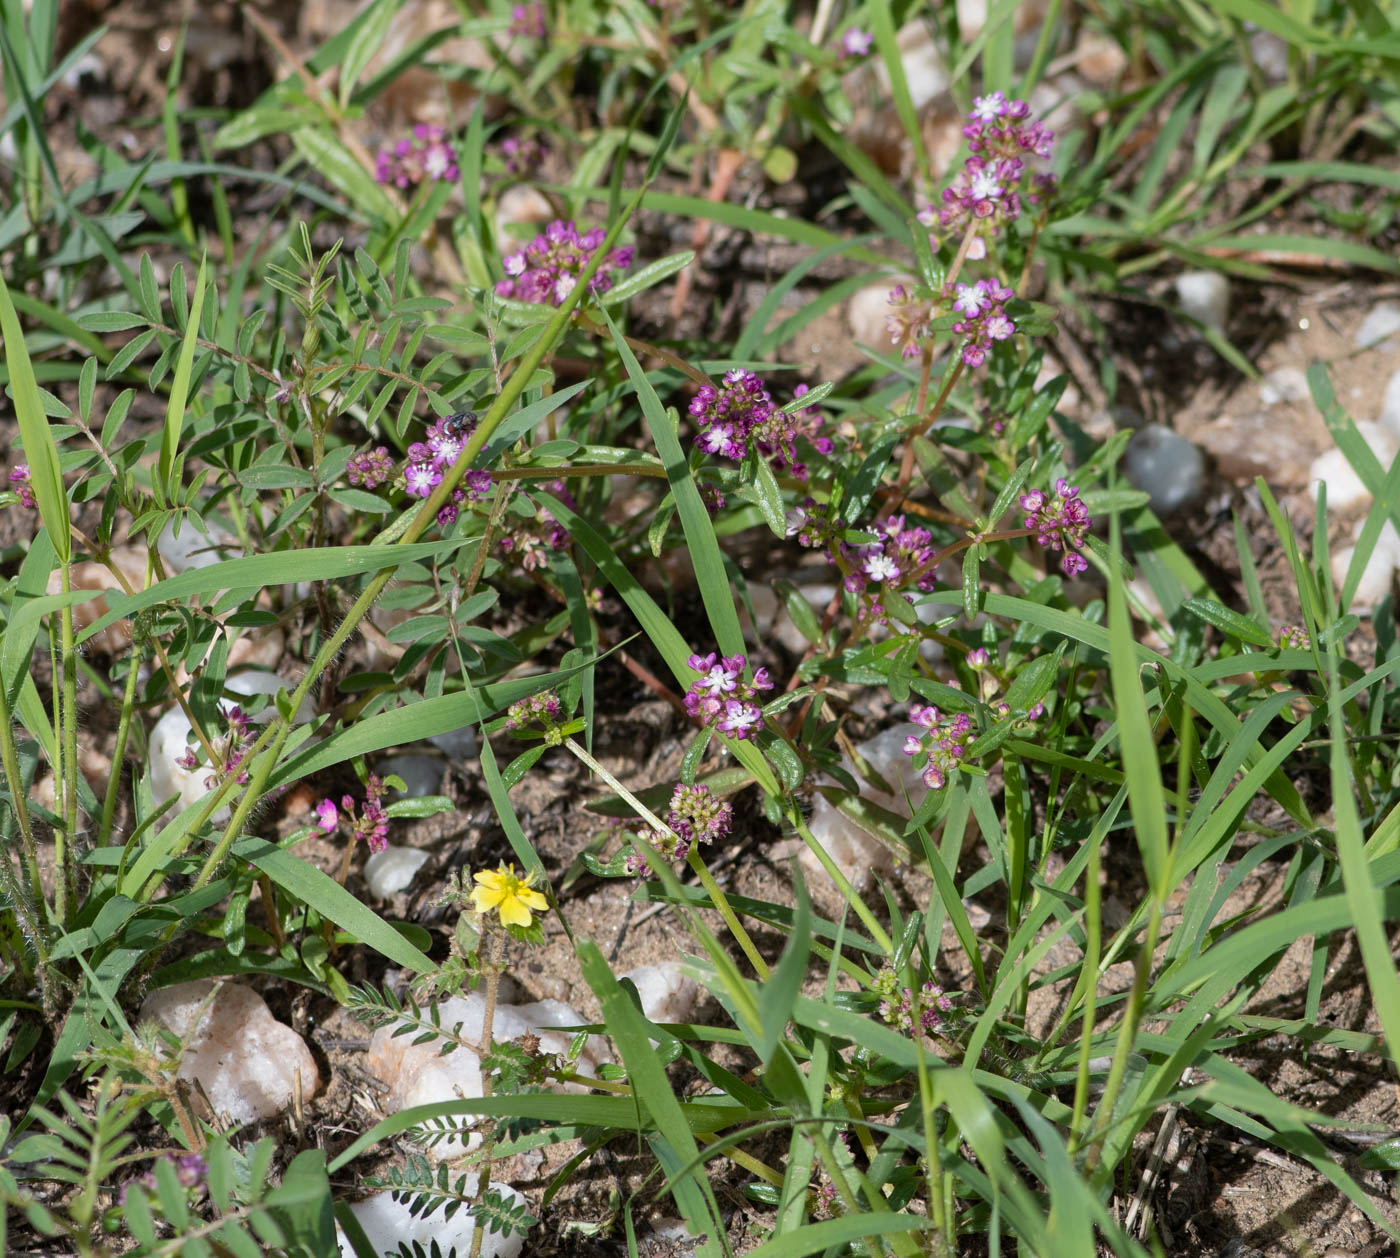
<box><xmin>950</xmin><ymin>278</ymin><xmax>1016</xmax><ymax>367</ymax></box>
<box><xmin>845</xmin><ymin>514</ymin><xmax>942</xmax><ymax>601</ymax></box>
<box><xmin>119</xmin><ymin>1153</ymin><xmax>206</xmax><ymax>1206</ymax></box>
<box><xmin>873</xmin><ymin>965</ymin><xmax>953</xmax><ymax>1036</ymax></box>
<box><xmin>177</xmin><ymin>705</ymin><xmax>253</xmax><ymax>790</ymax></box>
<box><xmin>347</xmin><ymin>446</ymin><xmax>395</xmax><ymax>490</ymax></box>
<box><xmin>405</xmin><ymin>415</ymin><xmax>472</xmax><ymax>499</ymax></box>
<box><xmin>683</xmin><ymin>652</ymin><xmax>772</xmax><ymax>741</ymax></box>
<box><xmin>375</xmin><ymin>124</ymin><xmax>460</xmax><ymax>189</ymax></box>
<box><xmin>1278</xmin><ymin>624</ymin><xmax>1310</xmax><ymax>649</ymax></box>
<box><xmin>1020</xmin><ymin>478</ymin><xmax>1090</xmax><ymax>576</ymax></box>
<box><xmin>7</xmin><ymin>464</ymin><xmax>34</xmax><ymax>509</ymax></box>
<box><xmin>320</xmin><ymin>774</ymin><xmax>390</xmax><ymax>854</ymax></box>
<box><xmin>501</xmin><ymin>134</ymin><xmax>547</xmax><ymax>177</ymax></box>
<box><xmin>903</xmin><ymin>703</ymin><xmax>974</xmax><ymax>791</ymax></box>
<box><xmin>495</xmin><ymin>219</ymin><xmax>632</xmax><ymax>306</ymax></box>
<box><xmin>917</xmin><ymin>91</ymin><xmax>1055</xmax><ymax>261</ymax></box>
<box><xmin>509</xmin><ymin>2</ymin><xmax>546</xmax><ymax>38</ymax></box>
<box><xmin>625</xmin><ymin>782</ymin><xmax>733</xmax><ymax>874</ymax></box>
<box><xmin>690</xmin><ymin>370</ymin><xmax>830</xmax><ymax>478</ymax></box>
<box><xmin>504</xmin><ymin>690</ymin><xmax>564</xmax><ymax>734</ymax></box>
<box><xmin>499</xmin><ymin>478</ymin><xmax>578</xmax><ymax>570</ymax></box>
<box><xmin>885</xmin><ymin>284</ymin><xmax>934</xmax><ymax>360</ymax></box>
<box><xmin>837</xmin><ymin>27</ymin><xmax>873</xmax><ymax>58</ymax></box>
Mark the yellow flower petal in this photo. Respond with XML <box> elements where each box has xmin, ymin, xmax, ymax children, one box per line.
<box><xmin>517</xmin><ymin>886</ymin><xmax>549</xmax><ymax>912</ymax></box>
<box><xmin>498</xmin><ymin>896</ymin><xmax>534</xmax><ymax>928</ymax></box>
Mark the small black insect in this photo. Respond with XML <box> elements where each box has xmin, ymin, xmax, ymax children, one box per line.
<box><xmin>441</xmin><ymin>410</ymin><xmax>479</xmax><ymax>439</ymax></box>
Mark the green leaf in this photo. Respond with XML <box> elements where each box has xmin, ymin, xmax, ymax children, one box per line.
<box><xmin>1181</xmin><ymin>597</ymin><xmax>1273</xmax><ymax>647</ymax></box>
<box><xmin>758</xmin><ymin>877</ymin><xmax>809</xmax><ymax>1064</ymax></box>
<box><xmin>157</xmin><ymin>254</ymin><xmax>207</xmax><ymax>504</ymax></box>
<box><xmin>339</xmin><ymin>0</ymin><xmax>397</xmax><ymax>110</ymax></box>
<box><xmin>0</xmin><ymin>271</ymin><xmax>69</xmax><ymax>560</ymax></box>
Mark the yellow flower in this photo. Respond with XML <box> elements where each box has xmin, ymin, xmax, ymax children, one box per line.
<box><xmin>471</xmin><ymin>863</ymin><xmax>549</xmax><ymax>929</ymax></box>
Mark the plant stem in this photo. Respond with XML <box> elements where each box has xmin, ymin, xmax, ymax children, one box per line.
<box><xmin>56</xmin><ymin>564</ymin><xmax>79</xmax><ymax>928</ymax></box>
<box><xmin>97</xmin><ymin>645</ymin><xmax>142</xmax><ymax>848</ymax></box>
<box><xmin>790</xmin><ymin>813</ymin><xmax>892</xmax><ymax>954</ymax></box>
<box><xmin>467</xmin><ymin>926</ymin><xmax>508</xmax><ymax>1258</ymax></box>
<box><xmin>562</xmin><ymin>735</ymin><xmax>770</xmax><ymax>979</ymax></box>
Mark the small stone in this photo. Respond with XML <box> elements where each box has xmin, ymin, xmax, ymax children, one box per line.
<box><xmin>364</xmin><ymin>845</ymin><xmax>430</xmax><ymax>898</ymax></box>
<box><xmin>1258</xmin><ymin>365</ymin><xmax>1309</xmax><ymax>407</ymax></box>
<box><xmin>428</xmin><ymin>724</ymin><xmax>479</xmax><ymax>761</ymax></box>
<box><xmin>1331</xmin><ymin>543</ymin><xmax>1395</xmax><ymax>612</ymax></box>
<box><xmin>875</xmin><ymin>22</ymin><xmax>948</xmax><ymax>111</ymax></box>
<box><xmin>495</xmin><ymin>183</ymin><xmax>555</xmax><ymax>246</ymax></box>
<box><xmin>375</xmin><ymin>753</ymin><xmax>443</xmax><ymax>799</ymax></box>
<box><xmin>1075</xmin><ymin>31</ymin><xmax>1128</xmax><ymax>86</ymax></box>
<box><xmin>140</xmin><ymin>981</ymin><xmax>319</xmax><ymax>1126</ymax></box>
<box><xmin>45</xmin><ymin>547</ymin><xmax>149</xmax><ymax>656</ymax></box>
<box><xmin>338</xmin><ymin>1180</ymin><xmax>526</xmax><ymax>1258</ymax></box>
<box><xmin>148</xmin><ymin>672</ymin><xmax>315</xmax><ymax>820</ymax></box>
<box><xmin>1379</xmin><ymin>367</ymin><xmax>1400</xmax><ymax>438</ymax></box>
<box><xmin>846</xmin><ymin>277</ymin><xmax>913</xmax><ymax>350</ymax></box>
<box><xmin>800</xmin><ymin>724</ymin><xmax>929</xmax><ymax>893</ymax></box>
<box><xmin>1174</xmin><ymin>271</ymin><xmax>1230</xmax><ymax>335</ymax></box>
<box><xmin>158</xmin><ymin>517</ymin><xmax>240</xmax><ymax>572</ymax></box>
<box><xmin>1194</xmin><ymin>411</ymin><xmax>1311</xmax><ymax>485</ymax></box>
<box><xmin>1354</xmin><ymin>301</ymin><xmax>1400</xmax><ymax>350</ymax></box>
<box><xmin>1248</xmin><ymin>29</ymin><xmax>1289</xmax><ymax>83</ymax></box>
<box><xmin>367</xmin><ymin>992</ymin><xmax>609</xmax><ymax>1158</ymax></box>
<box><xmin>1308</xmin><ymin>422</ymin><xmax>1399</xmax><ymax>510</ymax></box>
<box><xmin>620</xmin><ymin>963</ymin><xmax>700</xmax><ymax>1025</ymax></box>
<box><xmin>1123</xmin><ymin>424</ymin><xmax>1206</xmax><ymax>514</ymax></box>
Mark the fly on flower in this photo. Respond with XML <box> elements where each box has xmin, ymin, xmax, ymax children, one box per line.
<box><xmin>442</xmin><ymin>410</ymin><xmax>479</xmax><ymax>440</ymax></box>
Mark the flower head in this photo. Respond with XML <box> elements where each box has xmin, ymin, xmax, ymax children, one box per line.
<box><xmin>509</xmin><ymin>2</ymin><xmax>546</xmax><ymax>38</ymax></box>
<box><xmin>472</xmin><ymin>863</ymin><xmax>549</xmax><ymax>928</ymax></box>
<box><xmin>495</xmin><ymin>219</ymin><xmax>631</xmax><ymax>306</ymax></box>
<box><xmin>1019</xmin><ymin>478</ymin><xmax>1091</xmax><ymax>575</ymax></box>
<box><xmin>375</xmin><ymin>124</ymin><xmax>459</xmax><ymax>189</ymax></box>
<box><xmin>8</xmin><ymin>464</ymin><xmax>34</xmax><ymax>509</ymax></box>
<box><xmin>314</xmin><ymin>798</ymin><xmax>338</xmax><ymax>833</ymax></box>
<box><xmin>838</xmin><ymin>27</ymin><xmax>873</xmax><ymax>58</ymax></box>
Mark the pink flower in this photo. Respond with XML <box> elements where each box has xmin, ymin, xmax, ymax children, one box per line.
<box><xmin>315</xmin><ymin>799</ymin><xmax>338</xmax><ymax>832</ymax></box>
<box><xmin>839</xmin><ymin>27</ymin><xmax>873</xmax><ymax>57</ymax></box>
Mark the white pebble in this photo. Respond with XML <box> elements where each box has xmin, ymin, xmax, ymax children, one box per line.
<box><xmin>846</xmin><ymin>277</ymin><xmax>912</xmax><ymax>350</ymax></box>
<box><xmin>148</xmin><ymin>672</ymin><xmax>315</xmax><ymax>820</ymax></box>
<box><xmin>1258</xmin><ymin>365</ymin><xmax>1309</xmax><ymax>407</ymax></box>
<box><xmin>1123</xmin><ymin>424</ymin><xmax>1205</xmax><ymax>515</ymax></box>
<box><xmin>367</xmin><ymin>992</ymin><xmax>609</xmax><ymax>1158</ymax></box>
<box><xmin>1174</xmin><ymin>271</ymin><xmax>1230</xmax><ymax>335</ymax></box>
<box><xmin>428</xmin><ymin>724</ymin><xmax>479</xmax><ymax>760</ymax></box>
<box><xmin>1354</xmin><ymin>301</ymin><xmax>1400</xmax><ymax>350</ymax></box>
<box><xmin>157</xmin><ymin>517</ymin><xmax>240</xmax><ymax>572</ymax></box>
<box><xmin>876</xmin><ymin>23</ymin><xmax>948</xmax><ymax>110</ymax></box>
<box><xmin>364</xmin><ymin>845</ymin><xmax>430</xmax><ymax>898</ymax></box>
<box><xmin>339</xmin><ymin>1180</ymin><xmax>526</xmax><ymax>1258</ymax></box>
<box><xmin>620</xmin><ymin>963</ymin><xmax>701</xmax><ymax>1025</ymax></box>
<box><xmin>1379</xmin><ymin>367</ymin><xmax>1400</xmax><ymax>438</ymax></box>
<box><xmin>1249</xmin><ymin>28</ymin><xmax>1290</xmax><ymax>83</ymax></box>
<box><xmin>495</xmin><ymin>183</ymin><xmax>554</xmax><ymax>247</ymax></box>
<box><xmin>1332</xmin><ymin>539</ymin><xmax>1397</xmax><ymax>612</ymax></box>
<box><xmin>800</xmin><ymin>724</ymin><xmax>929</xmax><ymax>893</ymax></box>
<box><xmin>1308</xmin><ymin>422</ymin><xmax>1399</xmax><ymax>510</ymax></box>
<box><xmin>141</xmin><ymin>981</ymin><xmax>318</xmax><ymax>1126</ymax></box>
<box><xmin>375</xmin><ymin>753</ymin><xmax>443</xmax><ymax>799</ymax></box>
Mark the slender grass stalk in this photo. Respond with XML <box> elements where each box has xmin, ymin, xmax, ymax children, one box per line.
<box><xmin>561</xmin><ymin>733</ymin><xmax>770</xmax><ymax>979</ymax></box>
<box><xmin>1065</xmin><ymin>829</ymin><xmax>1102</xmax><ymax>1159</ymax></box>
<box><xmin>467</xmin><ymin>925</ymin><xmax>507</xmax><ymax>1258</ymax></box>
<box><xmin>55</xmin><ymin>565</ymin><xmax>80</xmax><ymax>928</ymax></box>
<box><xmin>96</xmin><ymin>642</ymin><xmax>142</xmax><ymax>848</ymax></box>
<box><xmin>790</xmin><ymin>813</ymin><xmax>892</xmax><ymax>954</ymax></box>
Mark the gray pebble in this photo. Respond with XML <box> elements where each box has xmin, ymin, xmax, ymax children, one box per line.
<box><xmin>1123</xmin><ymin>424</ymin><xmax>1205</xmax><ymax>515</ymax></box>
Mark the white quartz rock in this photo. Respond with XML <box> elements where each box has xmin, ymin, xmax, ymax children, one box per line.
<box><xmin>1123</xmin><ymin>424</ymin><xmax>1206</xmax><ymax>515</ymax></box>
<box><xmin>1336</xmin><ymin>519</ymin><xmax>1400</xmax><ymax>612</ymax></box>
<box><xmin>364</xmin><ymin>845</ymin><xmax>430</xmax><ymax>898</ymax></box>
<box><xmin>375</xmin><ymin>753</ymin><xmax>443</xmax><ymax>799</ymax></box>
<box><xmin>147</xmin><ymin>672</ymin><xmax>316</xmax><ymax>819</ymax></box>
<box><xmin>1355</xmin><ymin>301</ymin><xmax>1400</xmax><ymax>349</ymax></box>
<box><xmin>1259</xmin><ymin>365</ymin><xmax>1309</xmax><ymax>407</ymax></box>
<box><xmin>157</xmin><ymin>517</ymin><xmax>240</xmax><ymax>572</ymax></box>
<box><xmin>140</xmin><ymin>981</ymin><xmax>318</xmax><ymax>1126</ymax></box>
<box><xmin>1174</xmin><ymin>271</ymin><xmax>1230</xmax><ymax>335</ymax></box>
<box><xmin>620</xmin><ymin>963</ymin><xmax>701</xmax><ymax>1025</ymax></box>
<box><xmin>800</xmin><ymin>724</ymin><xmax>928</xmax><ymax>893</ymax></box>
<box><xmin>338</xmin><ymin>1180</ymin><xmax>526</xmax><ymax>1258</ymax></box>
<box><xmin>1308</xmin><ymin>422</ymin><xmax>1399</xmax><ymax>510</ymax></box>
<box><xmin>846</xmin><ymin>277</ymin><xmax>913</xmax><ymax>350</ymax></box>
<box><xmin>876</xmin><ymin>22</ymin><xmax>949</xmax><ymax>110</ymax></box>
<box><xmin>1379</xmin><ymin>367</ymin><xmax>1400</xmax><ymax>438</ymax></box>
<box><xmin>367</xmin><ymin>992</ymin><xmax>609</xmax><ymax>1158</ymax></box>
